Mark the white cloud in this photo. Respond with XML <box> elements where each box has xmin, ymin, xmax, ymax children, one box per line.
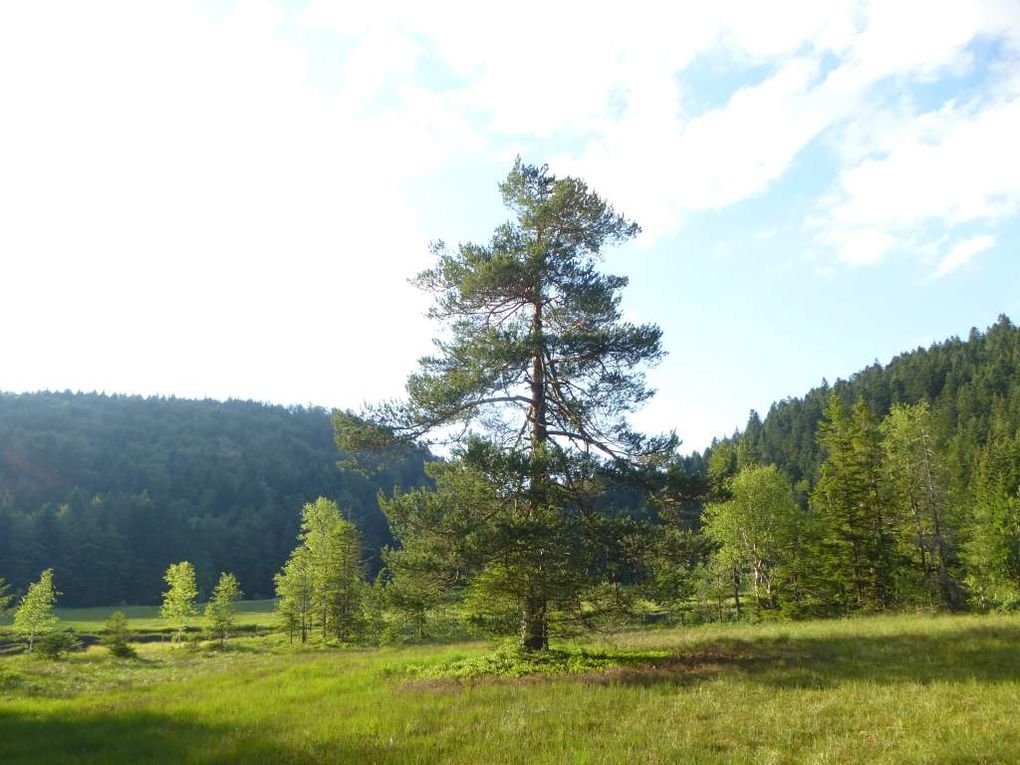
<box><xmin>813</xmin><ymin>81</ymin><xmax>1020</xmax><ymax>272</ymax></box>
<box><xmin>825</xmin><ymin>228</ymin><xmax>895</xmax><ymax>267</ymax></box>
<box><xmin>830</xmin><ymin>95</ymin><xmax>1020</xmax><ymax>230</ymax></box>
<box><xmin>296</xmin><ymin>0</ymin><xmax>1020</xmax><ymax>249</ymax></box>
<box><xmin>934</xmin><ymin>235</ymin><xmax>996</xmax><ymax>278</ymax></box>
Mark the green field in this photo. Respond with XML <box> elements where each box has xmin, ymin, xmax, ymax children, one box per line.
<box><xmin>0</xmin><ymin>600</ymin><xmax>279</xmax><ymax>633</ymax></box>
<box><xmin>2</xmin><ymin>612</ymin><xmax>1019</xmax><ymax>763</ymax></box>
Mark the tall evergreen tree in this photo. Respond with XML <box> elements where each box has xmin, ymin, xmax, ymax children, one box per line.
<box><xmin>963</xmin><ymin>433</ymin><xmax>1020</xmax><ymax>608</ymax></box>
<box><xmin>337</xmin><ymin>160</ymin><xmax>673</xmax><ymax>650</ymax></box>
<box><xmin>812</xmin><ymin>396</ymin><xmax>898</xmax><ymax>611</ymax></box>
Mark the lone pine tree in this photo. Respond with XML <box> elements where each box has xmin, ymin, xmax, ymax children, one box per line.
<box><xmin>336</xmin><ymin>160</ymin><xmax>672</xmax><ymax>650</ymax></box>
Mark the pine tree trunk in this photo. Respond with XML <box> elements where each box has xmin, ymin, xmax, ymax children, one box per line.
<box><xmin>522</xmin><ymin>291</ymin><xmax>550</xmax><ymax>651</ymax></box>
<box><xmin>521</xmin><ymin>591</ymin><xmax>548</xmax><ymax>651</ymax></box>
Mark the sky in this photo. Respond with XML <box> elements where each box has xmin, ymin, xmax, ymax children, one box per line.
<box><xmin>1</xmin><ymin>1</ymin><xmax>1019</xmax><ymax>453</ymax></box>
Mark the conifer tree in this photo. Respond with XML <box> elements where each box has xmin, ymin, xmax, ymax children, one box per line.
<box><xmin>963</xmin><ymin>433</ymin><xmax>1020</xmax><ymax>608</ymax></box>
<box><xmin>101</xmin><ymin>610</ymin><xmax>136</xmax><ymax>658</ymax></box>
<box><xmin>13</xmin><ymin>569</ymin><xmax>59</xmax><ymax>654</ymax></box>
<box><xmin>160</xmin><ymin>561</ymin><xmax>198</xmax><ymax>646</ymax></box>
<box><xmin>812</xmin><ymin>395</ymin><xmax>898</xmax><ymax>611</ymax></box>
<box><xmin>275</xmin><ymin>498</ymin><xmax>365</xmax><ymax>643</ymax></box>
<box><xmin>336</xmin><ymin>160</ymin><xmax>673</xmax><ymax>650</ymax></box>
<box><xmin>205</xmin><ymin>572</ymin><xmax>243</xmax><ymax>647</ymax></box>
<box><xmin>0</xmin><ymin>577</ymin><xmax>13</xmax><ymax>616</ymax></box>
<box><xmin>275</xmin><ymin>546</ymin><xmax>313</xmax><ymax>644</ymax></box>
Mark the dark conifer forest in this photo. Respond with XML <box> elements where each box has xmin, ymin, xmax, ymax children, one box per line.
<box><xmin>719</xmin><ymin>313</ymin><xmax>1020</xmax><ymax>493</ymax></box>
<box><xmin>0</xmin><ymin>395</ymin><xmax>428</xmax><ymax>606</ymax></box>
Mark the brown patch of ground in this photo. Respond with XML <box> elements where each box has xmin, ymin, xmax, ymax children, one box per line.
<box><xmin>398</xmin><ymin>641</ymin><xmax>768</xmax><ymax>693</ymax></box>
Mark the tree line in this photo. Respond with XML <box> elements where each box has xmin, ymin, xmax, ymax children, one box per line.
<box><xmin>0</xmin><ymin>393</ymin><xmax>428</xmax><ymax>606</ymax></box>
<box><xmin>694</xmin><ymin>315</ymin><xmax>1020</xmax><ymax>616</ymax></box>
<box><xmin>0</xmin><ymin>498</ymin><xmax>369</xmax><ymax>654</ymax></box>
<box><xmin>2</xmin><ymin>162</ymin><xmax>1018</xmax><ymax>653</ymax></box>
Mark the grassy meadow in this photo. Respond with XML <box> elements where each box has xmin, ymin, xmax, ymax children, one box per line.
<box><xmin>2</xmin><ymin>611</ymin><xmax>1019</xmax><ymax>763</ymax></box>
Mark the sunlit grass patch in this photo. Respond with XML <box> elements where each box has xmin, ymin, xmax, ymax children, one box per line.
<box><xmin>2</xmin><ymin>613</ymin><xmax>1020</xmax><ymax>764</ymax></box>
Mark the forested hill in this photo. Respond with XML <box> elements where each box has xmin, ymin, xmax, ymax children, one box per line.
<box><xmin>0</xmin><ymin>392</ymin><xmax>429</xmax><ymax>607</ymax></box>
<box><xmin>712</xmin><ymin>314</ymin><xmax>1020</xmax><ymax>490</ymax></box>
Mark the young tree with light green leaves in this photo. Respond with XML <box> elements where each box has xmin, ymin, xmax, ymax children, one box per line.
<box><xmin>301</xmin><ymin>498</ymin><xmax>365</xmax><ymax>643</ymax></box>
<box><xmin>14</xmin><ymin>569</ymin><xmax>59</xmax><ymax>654</ymax></box>
<box><xmin>275</xmin><ymin>545</ymin><xmax>314</xmax><ymax>644</ymax></box>
<box><xmin>160</xmin><ymin>561</ymin><xmax>198</xmax><ymax>645</ymax></box>
<box><xmin>205</xmin><ymin>572</ymin><xmax>243</xmax><ymax>647</ymax></box>
<box><xmin>703</xmin><ymin>464</ymin><xmax>803</xmax><ymax>611</ymax></box>
<box><xmin>275</xmin><ymin>498</ymin><xmax>366</xmax><ymax>643</ymax></box>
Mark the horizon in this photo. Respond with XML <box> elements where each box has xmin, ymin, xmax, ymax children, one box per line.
<box><xmin>3</xmin><ymin>310</ymin><xmax>1012</xmax><ymax>455</ymax></box>
<box><xmin>2</xmin><ymin>2</ymin><xmax>1018</xmax><ymax>452</ymax></box>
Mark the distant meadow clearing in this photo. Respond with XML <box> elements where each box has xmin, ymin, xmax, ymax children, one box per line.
<box><xmin>2</xmin><ymin>611</ymin><xmax>1019</xmax><ymax>764</ymax></box>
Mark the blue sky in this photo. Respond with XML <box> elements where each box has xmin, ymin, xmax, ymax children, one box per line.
<box><xmin>1</xmin><ymin>1</ymin><xmax>1018</xmax><ymax>451</ymax></box>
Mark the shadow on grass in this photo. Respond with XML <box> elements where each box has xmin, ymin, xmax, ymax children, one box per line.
<box><xmin>0</xmin><ymin>708</ymin><xmax>417</xmax><ymax>765</ymax></box>
<box><xmin>580</xmin><ymin>622</ymin><xmax>1020</xmax><ymax>690</ymax></box>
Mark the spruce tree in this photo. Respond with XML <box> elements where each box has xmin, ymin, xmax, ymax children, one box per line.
<box><xmin>205</xmin><ymin>572</ymin><xmax>243</xmax><ymax>647</ymax></box>
<box><xmin>812</xmin><ymin>395</ymin><xmax>898</xmax><ymax>611</ymax></box>
<box><xmin>963</xmin><ymin>433</ymin><xmax>1020</xmax><ymax>608</ymax></box>
<box><xmin>101</xmin><ymin>610</ymin><xmax>136</xmax><ymax>658</ymax></box>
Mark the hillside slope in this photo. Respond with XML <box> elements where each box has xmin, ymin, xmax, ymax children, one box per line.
<box><xmin>714</xmin><ymin>314</ymin><xmax>1020</xmax><ymax>492</ymax></box>
<box><xmin>0</xmin><ymin>392</ymin><xmax>428</xmax><ymax>605</ymax></box>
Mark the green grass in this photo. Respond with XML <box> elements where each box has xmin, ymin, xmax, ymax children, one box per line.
<box><xmin>2</xmin><ymin>613</ymin><xmax>1020</xmax><ymax>763</ymax></box>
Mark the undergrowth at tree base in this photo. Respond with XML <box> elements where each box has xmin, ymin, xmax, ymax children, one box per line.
<box><xmin>407</xmin><ymin>643</ymin><xmax>670</xmax><ymax>679</ymax></box>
